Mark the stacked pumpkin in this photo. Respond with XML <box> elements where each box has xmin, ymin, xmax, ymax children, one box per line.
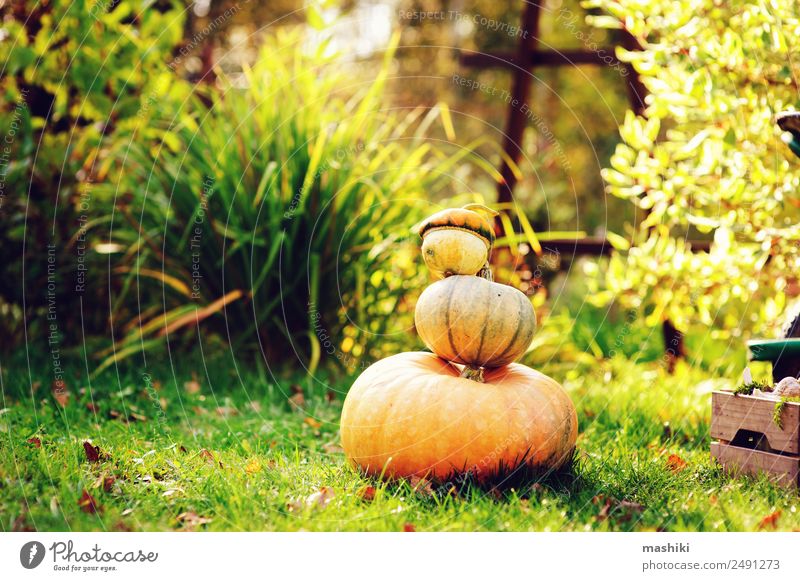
<box><xmin>341</xmin><ymin>205</ymin><xmax>577</xmax><ymax>483</ymax></box>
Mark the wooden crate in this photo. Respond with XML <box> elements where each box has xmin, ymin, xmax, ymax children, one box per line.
<box><xmin>710</xmin><ymin>390</ymin><xmax>800</xmax><ymax>487</ymax></box>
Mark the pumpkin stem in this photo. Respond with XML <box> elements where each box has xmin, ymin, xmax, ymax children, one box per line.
<box><xmin>460</xmin><ymin>365</ymin><xmax>485</xmax><ymax>382</ymax></box>
<box><xmin>478</xmin><ymin>262</ymin><xmax>493</xmax><ymax>281</ymax></box>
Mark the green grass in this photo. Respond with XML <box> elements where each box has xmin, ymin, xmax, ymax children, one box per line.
<box><xmin>1</xmin><ymin>352</ymin><xmax>799</xmax><ymax>532</ymax></box>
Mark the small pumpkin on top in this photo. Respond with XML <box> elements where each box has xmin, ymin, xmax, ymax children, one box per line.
<box><xmin>417</xmin><ymin>204</ymin><xmax>497</xmax><ymax>278</ymax></box>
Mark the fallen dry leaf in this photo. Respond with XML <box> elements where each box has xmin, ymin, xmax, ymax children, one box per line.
<box><xmin>409</xmin><ymin>476</ymin><xmax>434</xmax><ymax>497</ymax></box>
<box><xmin>288</xmin><ymin>392</ymin><xmax>305</xmax><ymax>411</ymax></box>
<box><xmin>27</xmin><ymin>437</ymin><xmax>41</xmax><ymax>448</ymax></box>
<box><xmin>215</xmin><ymin>406</ymin><xmax>238</xmax><ymax>418</ymax></box>
<box><xmin>78</xmin><ymin>490</ymin><xmax>100</xmax><ymax>514</ymax></box>
<box><xmin>128</xmin><ymin>412</ymin><xmax>147</xmax><ymax>422</ymax></box>
<box><xmin>197</xmin><ymin>449</ymin><xmax>223</xmax><ymax>469</ymax></box>
<box><xmin>184</xmin><ymin>378</ymin><xmax>201</xmax><ymax>395</ymax></box>
<box><xmin>304</xmin><ymin>417</ymin><xmax>321</xmax><ymax>429</ymax></box>
<box><xmin>85</xmin><ymin>402</ymin><xmax>99</xmax><ymax>413</ymax></box>
<box><xmin>322</xmin><ymin>442</ymin><xmax>344</xmax><ymax>454</ymax></box>
<box><xmin>176</xmin><ymin>511</ymin><xmax>212</xmax><ymax>529</ymax></box>
<box><xmin>52</xmin><ymin>380</ymin><xmax>70</xmax><ymax>407</ymax></box>
<box><xmin>112</xmin><ymin>521</ymin><xmax>133</xmax><ymax>532</ymax></box>
<box><xmin>12</xmin><ymin>512</ymin><xmax>32</xmax><ymax>532</ymax></box>
<box><xmin>358</xmin><ymin>486</ymin><xmax>376</xmax><ymax>502</ymax></box>
<box><xmin>244</xmin><ymin>458</ymin><xmax>261</xmax><ymax>476</ymax></box>
<box><xmin>758</xmin><ymin>510</ymin><xmax>781</xmax><ymax>530</ymax></box>
<box><xmin>666</xmin><ymin>454</ymin><xmax>688</xmax><ymax>473</ymax></box>
<box><xmin>594</xmin><ymin>495</ymin><xmax>644</xmax><ymax>523</ymax></box>
<box><xmin>103</xmin><ymin>476</ymin><xmax>116</xmax><ymax>493</ymax></box>
<box><xmin>306</xmin><ymin>487</ymin><xmax>335</xmax><ymax>509</ymax></box>
<box><xmin>83</xmin><ymin>441</ymin><xmax>104</xmax><ymax>463</ymax></box>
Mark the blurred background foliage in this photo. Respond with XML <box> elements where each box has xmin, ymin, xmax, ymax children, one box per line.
<box><xmin>0</xmin><ymin>0</ymin><xmax>189</xmax><ymax>345</ymax></box>
<box><xmin>588</xmin><ymin>0</ymin><xmax>800</xmax><ymax>346</ymax></box>
<box><xmin>2</xmin><ymin>0</ymin><xmax>796</xmax><ymax>379</ymax></box>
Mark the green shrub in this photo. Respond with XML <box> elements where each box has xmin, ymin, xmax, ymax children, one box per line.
<box><xmin>587</xmin><ymin>0</ymin><xmax>800</xmax><ymax>339</ymax></box>
<box><xmin>97</xmin><ymin>31</ymin><xmax>472</xmax><ymax>373</ymax></box>
<box><xmin>0</xmin><ymin>0</ymin><xmax>186</xmax><ymax>344</ymax></box>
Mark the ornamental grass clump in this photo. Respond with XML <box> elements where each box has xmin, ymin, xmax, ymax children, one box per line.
<box><xmin>96</xmin><ymin>31</ymin><xmax>480</xmax><ymax>373</ymax></box>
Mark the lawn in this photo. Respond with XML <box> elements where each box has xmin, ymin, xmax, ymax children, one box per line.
<box><xmin>2</xmin><ymin>352</ymin><xmax>798</xmax><ymax>532</ymax></box>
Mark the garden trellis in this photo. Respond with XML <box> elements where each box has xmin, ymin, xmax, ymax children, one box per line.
<box><xmin>460</xmin><ymin>0</ymin><xmax>710</xmax><ymax>364</ymax></box>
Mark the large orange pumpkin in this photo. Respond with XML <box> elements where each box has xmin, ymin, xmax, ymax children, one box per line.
<box><xmin>340</xmin><ymin>352</ymin><xmax>577</xmax><ymax>482</ymax></box>
<box><xmin>414</xmin><ymin>275</ymin><xmax>536</xmax><ymax>368</ymax></box>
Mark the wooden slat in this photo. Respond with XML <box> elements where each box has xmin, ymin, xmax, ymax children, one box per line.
<box><xmin>459</xmin><ymin>49</ymin><xmax>622</xmax><ymax>69</ymax></box>
<box><xmin>526</xmin><ymin>237</ymin><xmax>710</xmax><ymax>258</ymax></box>
<box><xmin>711</xmin><ymin>441</ymin><xmax>799</xmax><ymax>487</ymax></box>
<box><xmin>710</xmin><ymin>391</ymin><xmax>800</xmax><ymax>454</ymax></box>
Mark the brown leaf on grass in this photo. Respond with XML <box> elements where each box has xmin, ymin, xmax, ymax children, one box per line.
<box><xmin>593</xmin><ymin>495</ymin><xmax>644</xmax><ymax>523</ymax></box>
<box><xmin>176</xmin><ymin>511</ymin><xmax>212</xmax><ymax>529</ymax></box>
<box><xmin>179</xmin><ymin>445</ymin><xmax>188</xmax><ymax>454</ymax></box>
<box><xmin>409</xmin><ymin>476</ymin><xmax>433</xmax><ymax>497</ymax></box>
<box><xmin>488</xmin><ymin>487</ymin><xmax>503</xmax><ymax>501</ymax></box>
<box><xmin>86</xmin><ymin>402</ymin><xmax>99</xmax><ymax>413</ymax></box>
<box><xmin>52</xmin><ymin>380</ymin><xmax>70</xmax><ymax>407</ymax></box>
<box><xmin>184</xmin><ymin>374</ymin><xmax>201</xmax><ymax>395</ymax></box>
<box><xmin>288</xmin><ymin>392</ymin><xmax>305</xmax><ymax>411</ymax></box>
<box><xmin>78</xmin><ymin>490</ymin><xmax>101</xmax><ymax>514</ymax></box>
<box><xmin>758</xmin><ymin>510</ymin><xmax>781</xmax><ymax>530</ymax></box>
<box><xmin>244</xmin><ymin>459</ymin><xmax>261</xmax><ymax>475</ymax></box>
<box><xmin>128</xmin><ymin>412</ymin><xmax>147</xmax><ymax>422</ymax></box>
<box><xmin>112</xmin><ymin>521</ymin><xmax>133</xmax><ymax>532</ymax></box>
<box><xmin>215</xmin><ymin>406</ymin><xmax>238</xmax><ymax>418</ymax></box>
<box><xmin>358</xmin><ymin>486</ymin><xmax>377</xmax><ymax>502</ymax></box>
<box><xmin>403</xmin><ymin>523</ymin><xmax>416</xmax><ymax>532</ymax></box>
<box><xmin>27</xmin><ymin>437</ymin><xmax>41</xmax><ymax>448</ymax></box>
<box><xmin>304</xmin><ymin>417</ymin><xmax>321</xmax><ymax>429</ymax></box>
<box><xmin>325</xmin><ymin>390</ymin><xmax>337</xmax><ymax>403</ymax></box>
<box><xmin>108</xmin><ymin>410</ymin><xmax>122</xmax><ymax>420</ymax></box>
<box><xmin>103</xmin><ymin>476</ymin><xmax>116</xmax><ymax>493</ymax></box>
<box><xmin>519</xmin><ymin>499</ymin><xmax>531</xmax><ymax>514</ymax></box>
<box><xmin>12</xmin><ymin>512</ymin><xmax>33</xmax><ymax>532</ymax></box>
<box><xmin>322</xmin><ymin>442</ymin><xmax>344</xmax><ymax>454</ymax></box>
<box><xmin>83</xmin><ymin>441</ymin><xmax>105</xmax><ymax>463</ymax></box>
<box><xmin>306</xmin><ymin>487</ymin><xmax>335</xmax><ymax>509</ymax></box>
<box><xmin>666</xmin><ymin>454</ymin><xmax>688</xmax><ymax>473</ymax></box>
<box><xmin>198</xmin><ymin>449</ymin><xmax>223</xmax><ymax>469</ymax></box>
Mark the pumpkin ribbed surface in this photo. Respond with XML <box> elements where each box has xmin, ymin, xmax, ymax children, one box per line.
<box><xmin>418</xmin><ymin>208</ymin><xmax>495</xmax><ymax>245</ymax></box>
<box><xmin>414</xmin><ymin>275</ymin><xmax>535</xmax><ymax>368</ymax></box>
<box><xmin>340</xmin><ymin>352</ymin><xmax>577</xmax><ymax>481</ymax></box>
